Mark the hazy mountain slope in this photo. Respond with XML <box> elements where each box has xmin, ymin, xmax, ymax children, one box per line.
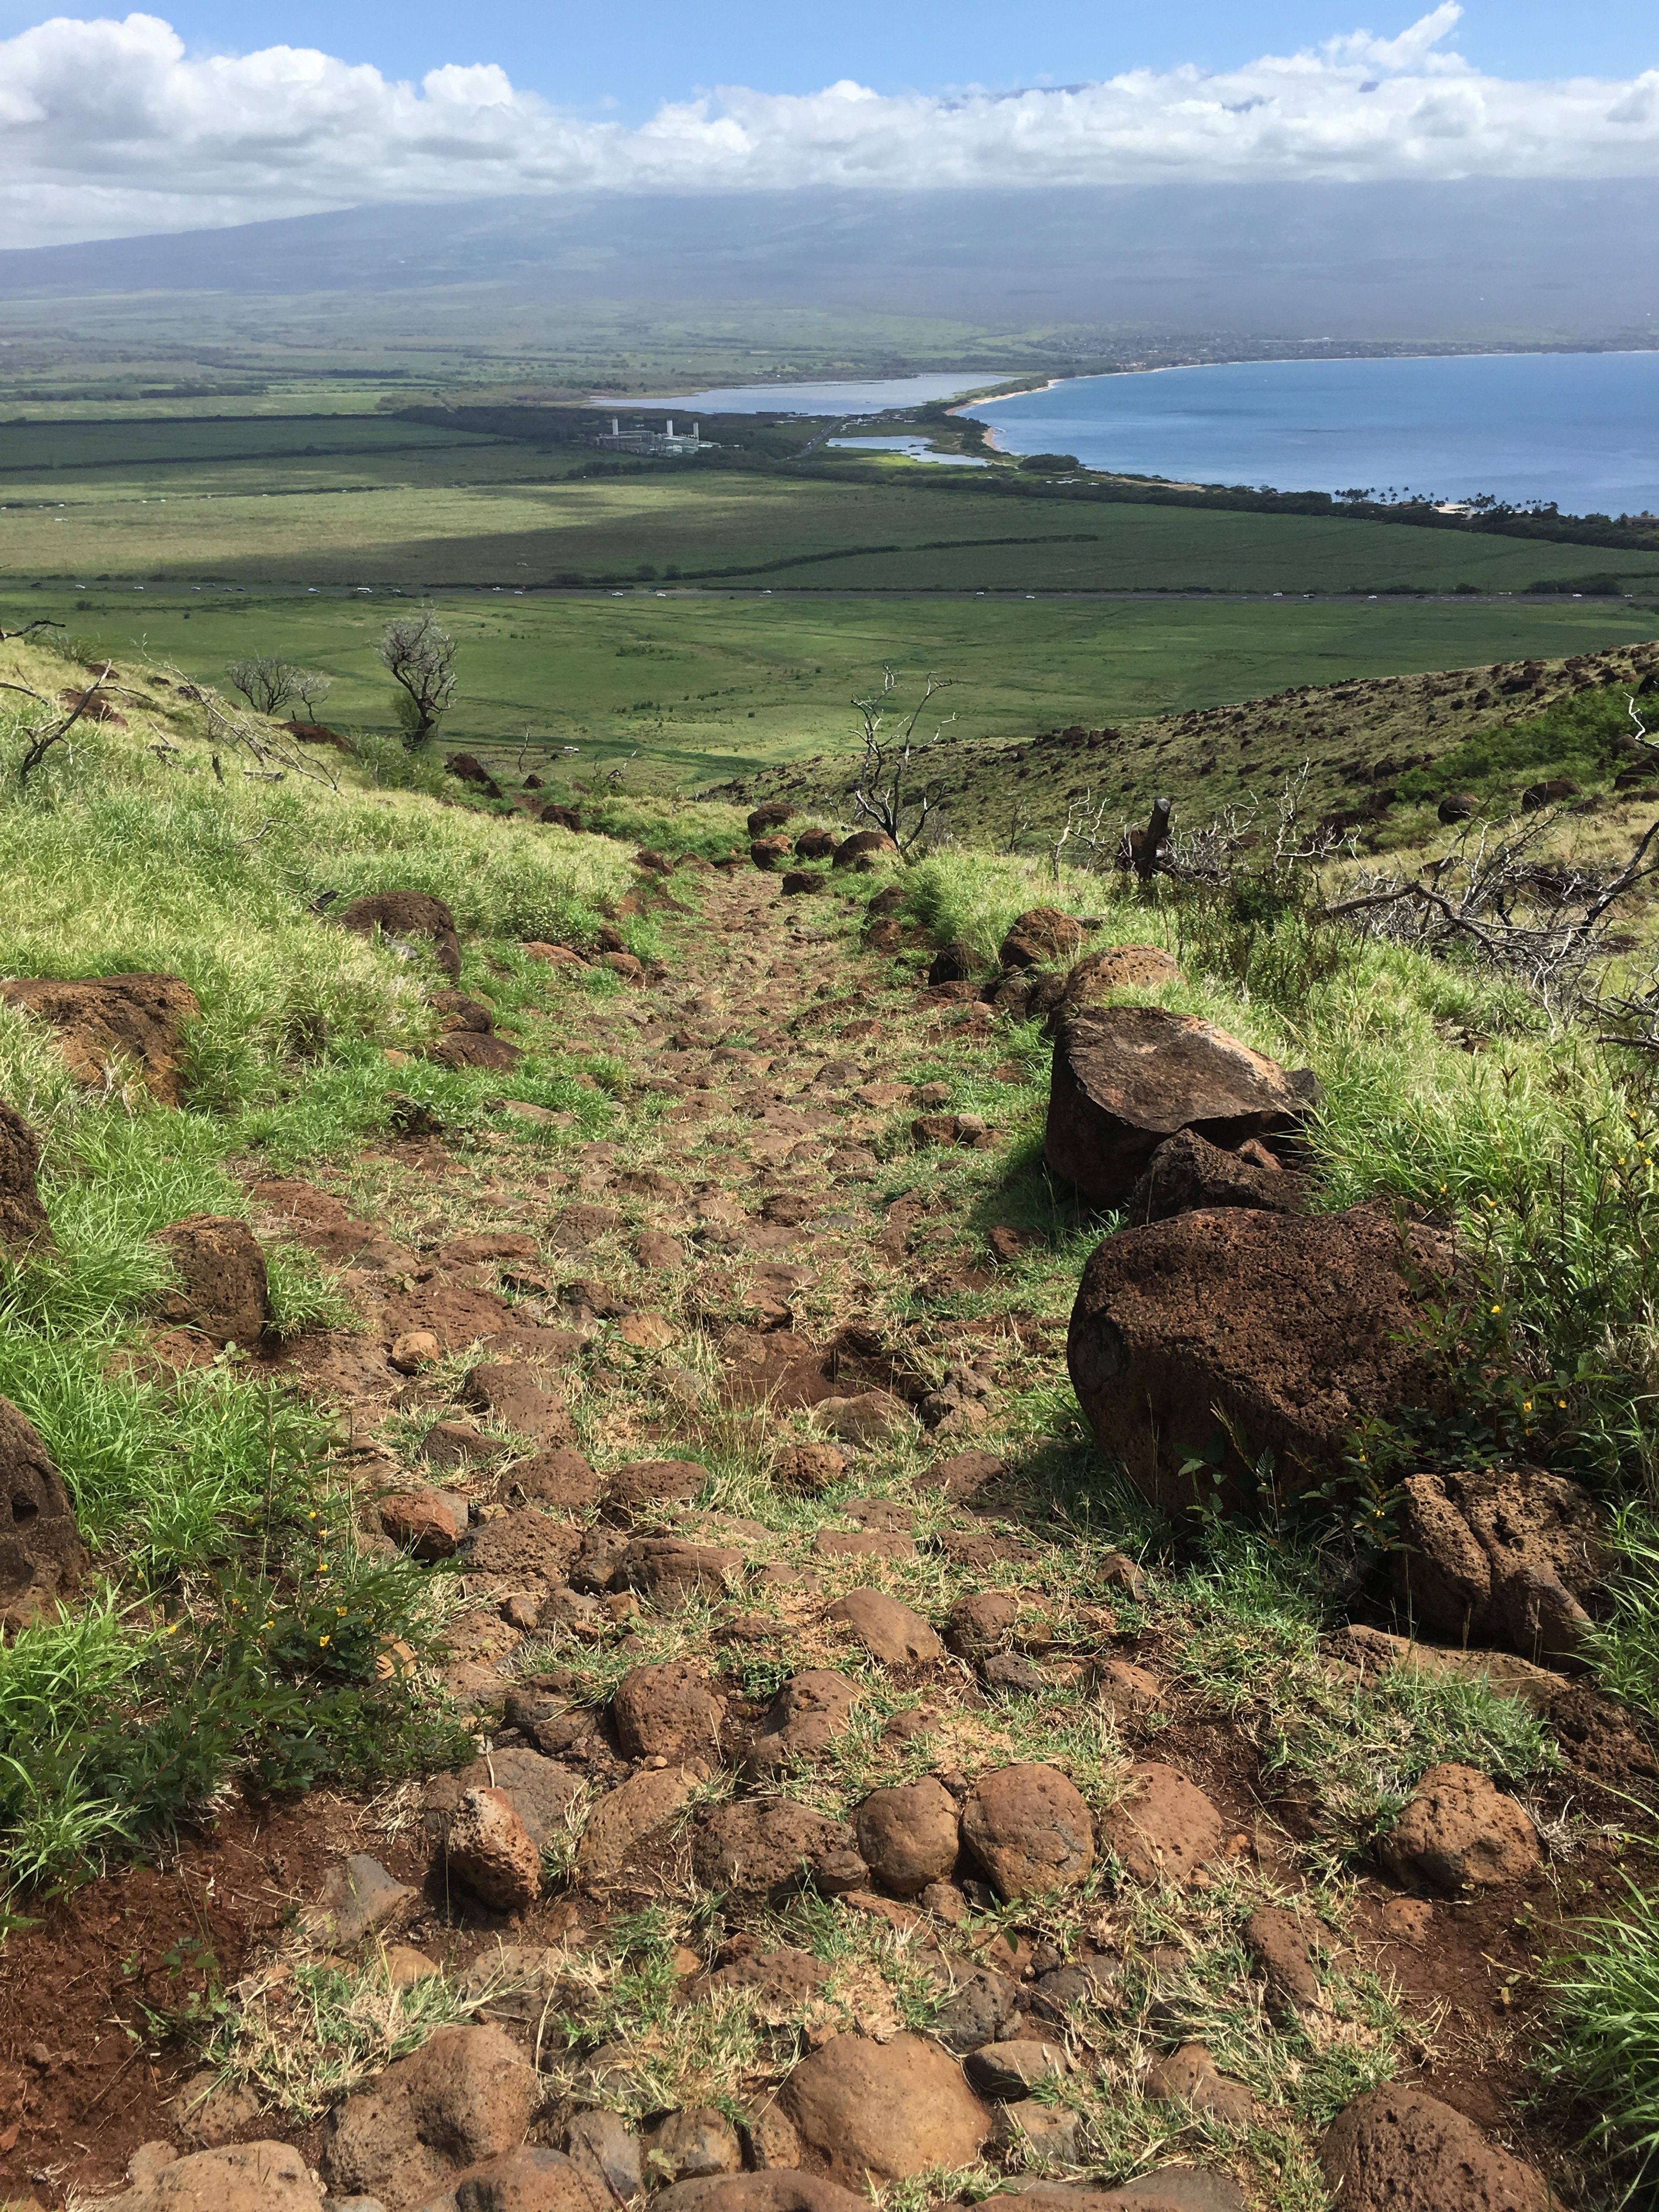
<box><xmin>3</xmin><ymin>181</ymin><xmax>1658</xmax><ymax>346</ymax></box>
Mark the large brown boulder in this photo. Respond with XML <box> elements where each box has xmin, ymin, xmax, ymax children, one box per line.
<box><xmin>999</xmin><ymin>907</ymin><xmax>1084</xmax><ymax>971</ymax></box>
<box><xmin>0</xmin><ymin>1396</ymin><xmax>87</xmax><ymax>1631</ymax></box>
<box><xmin>1377</xmin><ymin>1764</ymin><xmax>1540</xmax><ymax>1895</ymax></box>
<box><xmin>1122</xmin><ymin>1127</ymin><xmax>1303</xmax><ymax>1225</ymax></box>
<box><xmin>156</xmin><ymin>1215</ymin><xmax>271</xmax><ymax>1345</ymax></box>
<box><xmin>1393</xmin><ymin>1466</ymin><xmax>1611</xmax><ymax>1667</ymax></box>
<box><xmin>0</xmin><ymin>973</ymin><xmax>201</xmax><ymax>1106</ymax></box>
<box><xmin>745</xmin><ymin>1669</ymin><xmax>860</xmax><ymax>1778</ymax></box>
<box><xmin>338</xmin><ymin>890</ymin><xmax>462</xmax><ymax>981</ymax></box>
<box><xmin>1044</xmin><ymin>1004</ymin><xmax>1310</xmax><ymax>1205</ymax></box>
<box><xmin>1321</xmin><ymin>2083</ymin><xmax>1549</xmax><ymax>2211</ymax></box>
<box><xmin>780</xmin><ymin>2033</ymin><xmax>991</xmax><ymax>2186</ymax></box>
<box><xmin>0</xmin><ymin>1103</ymin><xmax>51</xmax><ymax>1251</ymax></box>
<box><xmin>960</xmin><ymin>1763</ymin><xmax>1094</xmax><ymax>1900</ymax></box>
<box><xmin>1068</xmin><ymin>1202</ymin><xmax>1456</xmax><ymax>1510</ymax></box>
<box><xmin>692</xmin><ymin>1799</ymin><xmax>867</xmax><ymax>1904</ymax></box>
<box><xmin>1100</xmin><ymin>1763</ymin><xmax>1224</xmax><ymax>1887</ymax></box>
<box><xmin>747</xmin><ymin>803</ymin><xmax>795</xmax><ymax>836</ymax></box>
<box><xmin>325</xmin><ymin>2023</ymin><xmax>538</xmax><ymax>2206</ymax></box>
<box><xmin>855</xmin><ymin>1778</ymin><xmax>961</xmax><ymax>1897</ymax></box>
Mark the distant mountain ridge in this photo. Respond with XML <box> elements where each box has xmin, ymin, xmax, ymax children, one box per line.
<box><xmin>3</xmin><ymin>180</ymin><xmax>1657</xmax><ymax>344</ymax></box>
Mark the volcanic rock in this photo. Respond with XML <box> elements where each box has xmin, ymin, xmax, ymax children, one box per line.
<box><xmin>326</xmin><ymin>2024</ymin><xmax>538</xmax><ymax>2207</ymax></box>
<box><xmin>338</xmin><ymin>890</ymin><xmax>462</xmax><ymax>981</ymax></box>
<box><xmin>855</xmin><ymin>1778</ymin><xmax>961</xmax><ymax>1897</ymax></box>
<box><xmin>0</xmin><ymin>1395</ymin><xmax>86</xmax><ymax>1631</ymax></box>
<box><xmin>0</xmin><ymin>972</ymin><xmax>201</xmax><ymax>1105</ymax></box>
<box><xmin>826</xmin><ymin>1589</ymin><xmax>944</xmax><ymax>1665</ymax></box>
<box><xmin>1377</xmin><ymin>1763</ymin><xmax>1541</xmax><ymax>1894</ymax></box>
<box><xmin>0</xmin><ymin>1102</ymin><xmax>51</xmax><ymax>1250</ymax></box>
<box><xmin>999</xmin><ymin>908</ymin><xmax>1085</xmax><ymax>971</ymax></box>
<box><xmin>1321</xmin><ymin>2084</ymin><xmax>1549</xmax><ymax>2212</ymax></box>
<box><xmin>1123</xmin><ymin>1127</ymin><xmax>1302</xmax><ymax>1224</ymax></box>
<box><xmin>1100</xmin><ymin>1763</ymin><xmax>1224</xmax><ymax>1886</ymax></box>
<box><xmin>746</xmin><ymin>1669</ymin><xmax>860</xmax><ymax>1778</ymax></box>
<box><xmin>692</xmin><ymin>1799</ymin><xmax>867</xmax><ymax>1903</ymax></box>
<box><xmin>1068</xmin><ymin>1201</ymin><xmax>1455</xmax><ymax>1509</ymax></box>
<box><xmin>780</xmin><ymin>2033</ymin><xmax>991</xmax><ymax>2186</ymax></box>
<box><xmin>1045</xmin><ymin>1004</ymin><xmax>1309</xmax><ymax>1205</ymax></box>
<box><xmin>613</xmin><ymin>1659</ymin><xmax>726</xmax><ymax>1764</ymax></box>
<box><xmin>1393</xmin><ymin>1466</ymin><xmax>1611</xmax><ymax>1666</ymax></box>
<box><xmin>960</xmin><ymin>1763</ymin><xmax>1094</xmax><ymax>1900</ymax></box>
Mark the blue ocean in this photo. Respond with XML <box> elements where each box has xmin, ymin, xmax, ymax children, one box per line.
<box><xmin>966</xmin><ymin>353</ymin><xmax>1659</xmax><ymax>518</ymax></box>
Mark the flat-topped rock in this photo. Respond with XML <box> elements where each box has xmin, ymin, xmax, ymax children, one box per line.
<box><xmin>1045</xmin><ymin>1004</ymin><xmax>1310</xmax><ymax>1205</ymax></box>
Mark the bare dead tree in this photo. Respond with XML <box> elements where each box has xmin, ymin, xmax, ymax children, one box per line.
<box><xmin>378</xmin><ymin>610</ymin><xmax>457</xmax><ymax>750</ymax></box>
<box><xmin>849</xmin><ymin>668</ymin><xmax>957</xmax><ymax>855</ymax></box>
<box><xmin>0</xmin><ymin>619</ymin><xmax>65</xmax><ymax>644</ymax></box>
<box><xmin>1325</xmin><ymin>810</ymin><xmax>1659</xmax><ymax>1006</ymax></box>
<box><xmin>289</xmin><ymin>669</ymin><xmax>334</xmax><ymax>720</ymax></box>
<box><xmin>1048</xmin><ymin>789</ymin><xmax>1116</xmax><ymax>877</ymax></box>
<box><xmin>226</xmin><ymin>655</ymin><xmax>302</xmax><ymax>717</ymax></box>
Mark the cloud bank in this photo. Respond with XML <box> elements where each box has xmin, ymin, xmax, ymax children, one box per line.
<box><xmin>3</xmin><ymin>3</ymin><xmax>1659</xmax><ymax>248</ymax></box>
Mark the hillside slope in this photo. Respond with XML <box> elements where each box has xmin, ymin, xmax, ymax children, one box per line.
<box><xmin>721</xmin><ymin>636</ymin><xmax>1659</xmax><ymax>856</ymax></box>
<box><xmin>0</xmin><ymin>632</ymin><xmax>1654</xmax><ymax>2204</ymax></box>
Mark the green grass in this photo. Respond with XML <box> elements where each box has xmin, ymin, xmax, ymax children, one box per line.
<box><xmin>0</xmin><ymin>636</ymin><xmax>644</xmax><ymax>1887</ymax></box>
<box><xmin>10</xmin><ymin>427</ymin><xmax>1659</xmax><ymax>595</ymax></box>
<box><xmin>5</xmin><ymin>587</ymin><xmax>1654</xmax><ymax>799</ymax></box>
<box><xmin>1545</xmin><ymin>1885</ymin><xmax>1659</xmax><ymax>2197</ymax></box>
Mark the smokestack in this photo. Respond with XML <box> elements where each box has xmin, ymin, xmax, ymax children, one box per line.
<box><xmin>665</xmin><ymin>418</ymin><xmax>675</xmax><ymax>438</ymax></box>
<box><xmin>611</xmin><ymin>416</ymin><xmax>619</xmax><ymax>435</ymax></box>
<box><xmin>693</xmin><ymin>422</ymin><xmax>700</xmax><ymax>441</ymax></box>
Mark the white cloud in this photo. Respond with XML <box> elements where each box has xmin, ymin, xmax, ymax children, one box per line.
<box><xmin>2</xmin><ymin>6</ymin><xmax>1658</xmax><ymax>248</ymax></box>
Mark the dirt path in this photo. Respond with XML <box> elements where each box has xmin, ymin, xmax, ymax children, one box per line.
<box><xmin>0</xmin><ymin>861</ymin><xmax>1623</xmax><ymax>2208</ymax></box>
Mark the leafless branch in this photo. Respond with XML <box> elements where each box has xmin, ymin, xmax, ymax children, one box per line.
<box><xmin>0</xmin><ymin>620</ymin><xmax>65</xmax><ymax>643</ymax></box>
<box><xmin>849</xmin><ymin>668</ymin><xmax>957</xmax><ymax>855</ymax></box>
<box><xmin>8</xmin><ymin>659</ymin><xmax>117</xmax><ymax>781</ymax></box>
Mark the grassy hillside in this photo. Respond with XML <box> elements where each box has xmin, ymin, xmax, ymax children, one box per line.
<box><xmin>723</xmin><ymin>636</ymin><xmax>1659</xmax><ymax>855</ymax></box>
<box><xmin>0</xmin><ymin>620</ymin><xmax>1657</xmax><ymax>2201</ymax></box>
<box><xmin>5</xmin><ymin>588</ymin><xmax>1656</xmax><ymax>800</ymax></box>
<box><xmin>0</xmin><ymin>629</ymin><xmax>647</xmax><ymax>1881</ymax></box>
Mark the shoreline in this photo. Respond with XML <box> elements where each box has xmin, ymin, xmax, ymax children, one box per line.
<box><xmin>948</xmin><ymin>348</ymin><xmax>1659</xmax><ymax>512</ymax></box>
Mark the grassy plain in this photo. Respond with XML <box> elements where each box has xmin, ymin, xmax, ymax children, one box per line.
<box><xmin>11</xmin><ymin>585</ymin><xmax>1659</xmax><ymax>792</ymax></box>
<box><xmin>10</xmin><ymin>419</ymin><xmax>1659</xmax><ymax>595</ymax></box>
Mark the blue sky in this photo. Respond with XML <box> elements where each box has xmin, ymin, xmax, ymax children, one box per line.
<box><xmin>3</xmin><ymin>1</ymin><xmax>1654</xmax><ymax>117</ymax></box>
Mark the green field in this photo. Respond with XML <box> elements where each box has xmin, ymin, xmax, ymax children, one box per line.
<box><xmin>13</xmin><ymin>584</ymin><xmax>1655</xmax><ymax>790</ymax></box>
<box><xmin>9</xmin><ymin>405</ymin><xmax>1659</xmax><ymax>597</ymax></box>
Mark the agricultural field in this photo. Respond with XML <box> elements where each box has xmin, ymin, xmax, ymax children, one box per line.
<box><xmin>7</xmin><ymin>585</ymin><xmax>1658</xmax><ymax>794</ymax></box>
<box><xmin>9</xmin><ymin>408</ymin><xmax>1659</xmax><ymax>595</ymax></box>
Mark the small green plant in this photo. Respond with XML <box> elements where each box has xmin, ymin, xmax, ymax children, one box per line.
<box><xmin>1542</xmin><ymin>1881</ymin><xmax>1659</xmax><ymax>2193</ymax></box>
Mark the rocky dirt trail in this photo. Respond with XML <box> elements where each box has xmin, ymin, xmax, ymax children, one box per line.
<box><xmin>1</xmin><ymin>854</ymin><xmax>1645</xmax><ymax>2211</ymax></box>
